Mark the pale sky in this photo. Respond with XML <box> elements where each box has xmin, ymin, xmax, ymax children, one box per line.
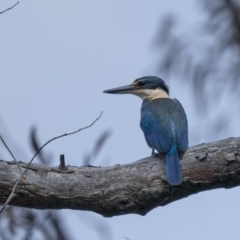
<box><xmin>1</xmin><ymin>1</ymin><xmax>240</xmax><ymax>239</ymax></box>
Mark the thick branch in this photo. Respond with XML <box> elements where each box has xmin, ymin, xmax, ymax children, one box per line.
<box><xmin>0</xmin><ymin>137</ymin><xmax>240</xmax><ymax>217</ymax></box>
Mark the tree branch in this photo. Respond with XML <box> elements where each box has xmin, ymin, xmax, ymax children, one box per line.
<box><xmin>0</xmin><ymin>137</ymin><xmax>240</xmax><ymax>217</ymax></box>
<box><xmin>0</xmin><ymin>2</ymin><xmax>19</xmax><ymax>15</ymax></box>
<box><xmin>0</xmin><ymin>111</ymin><xmax>103</xmax><ymax>214</ymax></box>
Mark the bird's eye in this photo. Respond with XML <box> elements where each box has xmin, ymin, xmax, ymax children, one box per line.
<box><xmin>138</xmin><ymin>81</ymin><xmax>146</xmax><ymax>87</ymax></box>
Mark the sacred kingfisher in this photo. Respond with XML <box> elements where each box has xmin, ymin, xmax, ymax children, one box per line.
<box><xmin>103</xmin><ymin>76</ymin><xmax>188</xmax><ymax>185</ymax></box>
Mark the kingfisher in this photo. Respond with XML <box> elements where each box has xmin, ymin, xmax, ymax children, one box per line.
<box><xmin>103</xmin><ymin>76</ymin><xmax>188</xmax><ymax>185</ymax></box>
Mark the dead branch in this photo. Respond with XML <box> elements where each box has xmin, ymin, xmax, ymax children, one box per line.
<box><xmin>0</xmin><ymin>137</ymin><xmax>240</xmax><ymax>217</ymax></box>
<box><xmin>0</xmin><ymin>2</ymin><xmax>19</xmax><ymax>15</ymax></box>
<box><xmin>0</xmin><ymin>112</ymin><xmax>103</xmax><ymax>214</ymax></box>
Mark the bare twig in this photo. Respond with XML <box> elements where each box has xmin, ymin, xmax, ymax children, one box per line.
<box><xmin>0</xmin><ymin>2</ymin><xmax>19</xmax><ymax>15</ymax></box>
<box><xmin>0</xmin><ymin>135</ymin><xmax>17</xmax><ymax>161</ymax></box>
<box><xmin>0</xmin><ymin>135</ymin><xmax>21</xmax><ymax>173</ymax></box>
<box><xmin>30</xmin><ymin>127</ymin><xmax>50</xmax><ymax>165</ymax></box>
<box><xmin>58</xmin><ymin>154</ymin><xmax>68</xmax><ymax>170</ymax></box>
<box><xmin>0</xmin><ymin>111</ymin><xmax>103</xmax><ymax>214</ymax></box>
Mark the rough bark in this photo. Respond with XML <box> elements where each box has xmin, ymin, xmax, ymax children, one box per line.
<box><xmin>0</xmin><ymin>137</ymin><xmax>240</xmax><ymax>217</ymax></box>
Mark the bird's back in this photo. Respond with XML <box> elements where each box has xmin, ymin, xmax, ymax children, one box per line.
<box><xmin>140</xmin><ymin>98</ymin><xmax>188</xmax><ymax>154</ymax></box>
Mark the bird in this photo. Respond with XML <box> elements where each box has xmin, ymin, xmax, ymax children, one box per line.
<box><xmin>103</xmin><ymin>76</ymin><xmax>188</xmax><ymax>185</ymax></box>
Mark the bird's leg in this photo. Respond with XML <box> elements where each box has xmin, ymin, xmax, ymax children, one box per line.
<box><xmin>151</xmin><ymin>149</ymin><xmax>158</xmax><ymax>157</ymax></box>
<box><xmin>179</xmin><ymin>151</ymin><xmax>185</xmax><ymax>160</ymax></box>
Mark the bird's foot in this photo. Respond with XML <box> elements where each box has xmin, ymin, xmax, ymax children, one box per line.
<box><xmin>151</xmin><ymin>149</ymin><xmax>159</xmax><ymax>158</ymax></box>
<box><xmin>179</xmin><ymin>151</ymin><xmax>185</xmax><ymax>160</ymax></box>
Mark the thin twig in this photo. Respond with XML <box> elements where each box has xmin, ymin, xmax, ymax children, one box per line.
<box><xmin>0</xmin><ymin>135</ymin><xmax>21</xmax><ymax>173</ymax></box>
<box><xmin>0</xmin><ymin>2</ymin><xmax>19</xmax><ymax>15</ymax></box>
<box><xmin>0</xmin><ymin>111</ymin><xmax>103</xmax><ymax>214</ymax></box>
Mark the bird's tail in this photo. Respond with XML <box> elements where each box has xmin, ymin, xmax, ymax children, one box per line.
<box><xmin>166</xmin><ymin>144</ymin><xmax>182</xmax><ymax>185</ymax></box>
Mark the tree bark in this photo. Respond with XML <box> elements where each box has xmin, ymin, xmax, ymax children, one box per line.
<box><xmin>0</xmin><ymin>137</ymin><xmax>240</xmax><ymax>217</ymax></box>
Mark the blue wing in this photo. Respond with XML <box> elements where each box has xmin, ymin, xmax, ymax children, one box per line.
<box><xmin>140</xmin><ymin>98</ymin><xmax>188</xmax><ymax>154</ymax></box>
<box><xmin>140</xmin><ymin>98</ymin><xmax>188</xmax><ymax>185</ymax></box>
<box><xmin>140</xmin><ymin>100</ymin><xmax>173</xmax><ymax>153</ymax></box>
<box><xmin>171</xmin><ymin>98</ymin><xmax>188</xmax><ymax>152</ymax></box>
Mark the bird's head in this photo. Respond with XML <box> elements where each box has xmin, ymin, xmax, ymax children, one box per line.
<box><xmin>103</xmin><ymin>76</ymin><xmax>170</xmax><ymax>100</ymax></box>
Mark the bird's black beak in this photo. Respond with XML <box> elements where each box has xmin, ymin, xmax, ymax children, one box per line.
<box><xmin>103</xmin><ymin>85</ymin><xmax>137</xmax><ymax>94</ymax></box>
